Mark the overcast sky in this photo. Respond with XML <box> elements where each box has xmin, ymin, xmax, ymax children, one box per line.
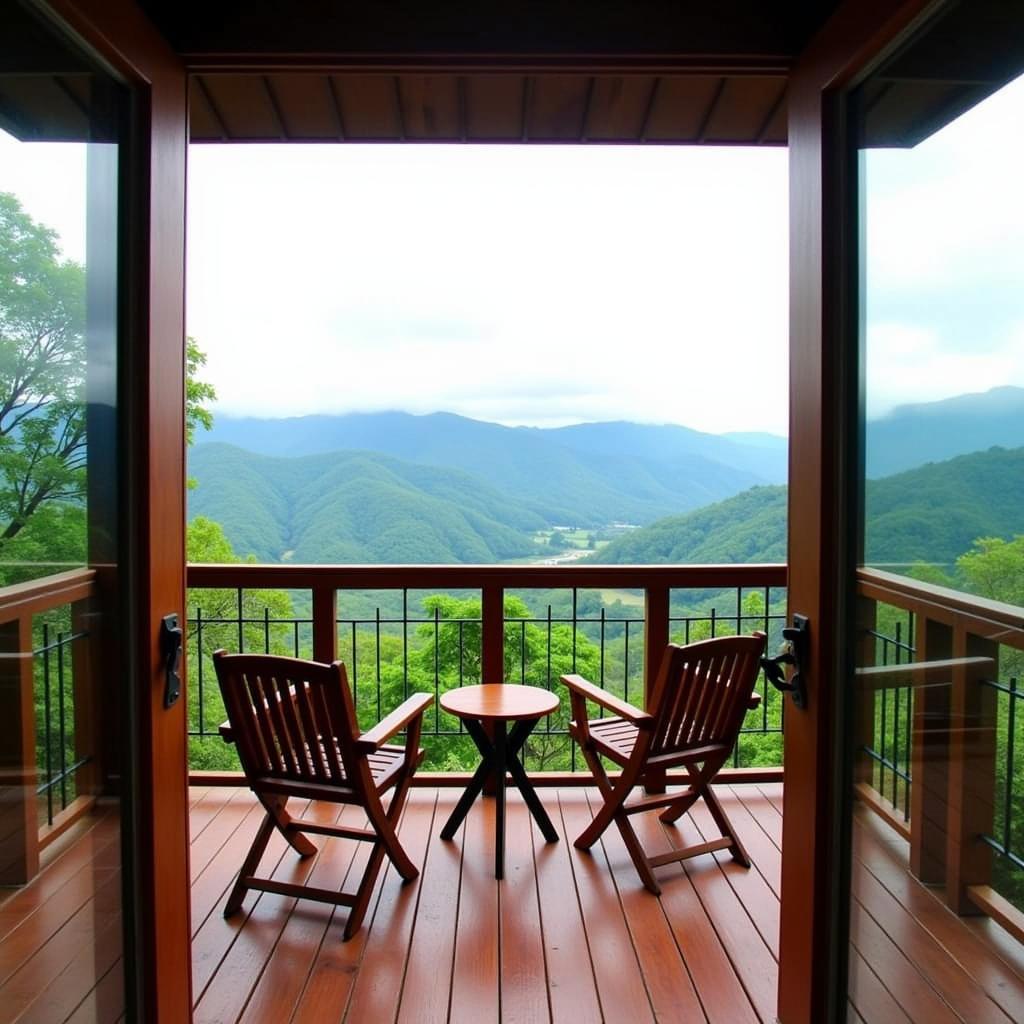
<box><xmin>2</xmin><ymin>72</ymin><xmax>1021</xmax><ymax>435</ymax></box>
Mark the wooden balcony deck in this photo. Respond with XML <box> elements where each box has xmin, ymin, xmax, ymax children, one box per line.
<box><xmin>3</xmin><ymin>783</ymin><xmax>1024</xmax><ymax>1022</ymax></box>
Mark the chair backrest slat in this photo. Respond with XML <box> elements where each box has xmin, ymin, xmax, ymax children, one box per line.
<box><xmin>214</xmin><ymin>652</ymin><xmax>362</xmax><ymax>787</ymax></box>
<box><xmin>649</xmin><ymin>634</ymin><xmax>766</xmax><ymax>757</ymax></box>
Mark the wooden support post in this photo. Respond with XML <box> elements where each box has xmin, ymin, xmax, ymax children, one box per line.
<box><xmin>481</xmin><ymin>584</ymin><xmax>505</xmax><ymax>794</ymax></box>
<box><xmin>946</xmin><ymin>626</ymin><xmax>997</xmax><ymax>915</ymax></box>
<box><xmin>643</xmin><ymin>585</ymin><xmax>670</xmax><ymax>794</ymax></box>
<box><xmin>0</xmin><ymin>617</ymin><xmax>39</xmax><ymax>885</ymax></box>
<box><xmin>853</xmin><ymin>596</ymin><xmax>877</xmax><ymax>790</ymax></box>
<box><xmin>311</xmin><ymin>585</ymin><xmax>338</xmax><ymax>664</ymax></box>
<box><xmin>910</xmin><ymin>615</ymin><xmax>952</xmax><ymax>884</ymax></box>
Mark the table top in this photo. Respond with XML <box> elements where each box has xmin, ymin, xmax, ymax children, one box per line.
<box><xmin>440</xmin><ymin>684</ymin><xmax>559</xmax><ymax>722</ymax></box>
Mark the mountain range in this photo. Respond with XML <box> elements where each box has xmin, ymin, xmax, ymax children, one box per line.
<box><xmin>189</xmin><ymin>387</ymin><xmax>1024</xmax><ymax>565</ymax></box>
<box><xmin>592</xmin><ymin>446</ymin><xmax>1024</xmax><ymax>568</ymax></box>
<box><xmin>194</xmin><ymin>411</ymin><xmax>786</xmax><ymax>529</ymax></box>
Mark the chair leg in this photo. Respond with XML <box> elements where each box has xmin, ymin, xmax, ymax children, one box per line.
<box><xmin>573</xmin><ymin>745</ymin><xmax>635</xmax><ymax>851</ymax></box>
<box><xmin>613</xmin><ymin>812</ymin><xmax>661</xmax><ymax>895</ymax></box>
<box><xmin>266</xmin><ymin>796</ymin><xmax>318</xmax><ymax>857</ymax></box>
<box><xmin>658</xmin><ymin>785</ymin><xmax>701</xmax><ymax>824</ymax></box>
<box><xmin>702</xmin><ymin>786</ymin><xmax>752</xmax><ymax>868</ymax></box>
<box><xmin>224</xmin><ymin>810</ymin><xmax>276</xmax><ymax>916</ymax></box>
<box><xmin>343</xmin><ymin>841</ymin><xmax>388</xmax><ymax>940</ymax></box>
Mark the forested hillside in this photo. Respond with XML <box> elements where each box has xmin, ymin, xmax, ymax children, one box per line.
<box><xmin>188</xmin><ymin>443</ymin><xmax>547</xmax><ymax>562</ymax></box>
<box><xmin>197</xmin><ymin>410</ymin><xmax>782</xmax><ymax>524</ymax></box>
<box><xmin>593</xmin><ymin>446</ymin><xmax>1024</xmax><ymax>568</ymax></box>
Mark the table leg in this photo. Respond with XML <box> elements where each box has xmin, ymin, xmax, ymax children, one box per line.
<box><xmin>506</xmin><ymin>753</ymin><xmax>559</xmax><ymax>842</ymax></box>
<box><xmin>494</xmin><ymin>721</ymin><xmax>507</xmax><ymax>880</ymax></box>
<box><xmin>440</xmin><ymin>735</ymin><xmax>493</xmax><ymax>840</ymax></box>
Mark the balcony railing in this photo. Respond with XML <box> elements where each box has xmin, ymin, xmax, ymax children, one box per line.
<box><xmin>0</xmin><ymin>568</ymin><xmax>99</xmax><ymax>885</ymax></box>
<box><xmin>185</xmin><ymin>563</ymin><xmax>788</xmax><ymax>781</ymax></box>
<box><xmin>856</xmin><ymin>567</ymin><xmax>1024</xmax><ymax>941</ymax></box>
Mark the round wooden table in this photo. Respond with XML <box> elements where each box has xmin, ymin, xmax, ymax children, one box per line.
<box><xmin>439</xmin><ymin>684</ymin><xmax>560</xmax><ymax>879</ymax></box>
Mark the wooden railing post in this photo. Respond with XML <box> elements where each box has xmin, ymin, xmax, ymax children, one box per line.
<box><xmin>311</xmin><ymin>585</ymin><xmax>338</xmax><ymax>664</ymax></box>
<box><xmin>910</xmin><ymin>615</ymin><xmax>952</xmax><ymax>884</ymax></box>
<box><xmin>946</xmin><ymin>626</ymin><xmax>997</xmax><ymax>915</ymax></box>
<box><xmin>0</xmin><ymin>616</ymin><xmax>39</xmax><ymax>884</ymax></box>
<box><xmin>480</xmin><ymin>584</ymin><xmax>505</xmax><ymax>794</ymax></box>
<box><xmin>643</xmin><ymin>584</ymin><xmax>670</xmax><ymax>794</ymax></box>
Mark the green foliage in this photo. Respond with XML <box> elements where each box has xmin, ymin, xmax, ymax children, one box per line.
<box><xmin>0</xmin><ymin>192</ymin><xmax>86</xmax><ymax>567</ymax></box>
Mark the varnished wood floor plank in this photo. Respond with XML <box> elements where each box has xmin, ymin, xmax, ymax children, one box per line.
<box><xmin>9</xmin><ymin>784</ymin><xmax>1022</xmax><ymax>1023</ymax></box>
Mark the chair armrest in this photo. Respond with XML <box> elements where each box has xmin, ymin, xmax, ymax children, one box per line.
<box><xmin>356</xmin><ymin>692</ymin><xmax>434</xmax><ymax>753</ymax></box>
<box><xmin>747</xmin><ymin>691</ymin><xmax>762</xmax><ymax>711</ymax></box>
<box><xmin>561</xmin><ymin>674</ymin><xmax>655</xmax><ymax>730</ymax></box>
<box><xmin>219</xmin><ymin>719</ymin><xmax>234</xmax><ymax>744</ymax></box>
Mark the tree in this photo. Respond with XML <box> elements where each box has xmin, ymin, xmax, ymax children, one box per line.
<box><xmin>0</xmin><ymin>192</ymin><xmax>86</xmax><ymax>549</ymax></box>
<box><xmin>0</xmin><ymin>191</ymin><xmax>218</xmax><ymax>570</ymax></box>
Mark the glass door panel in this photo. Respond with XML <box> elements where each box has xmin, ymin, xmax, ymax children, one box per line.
<box><xmin>0</xmin><ymin>4</ymin><xmax>129</xmax><ymax>1020</ymax></box>
<box><xmin>846</xmin><ymin>4</ymin><xmax>1024</xmax><ymax>1020</ymax></box>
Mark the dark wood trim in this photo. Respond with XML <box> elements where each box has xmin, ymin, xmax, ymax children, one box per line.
<box><xmin>37</xmin><ymin>2</ymin><xmax>193</xmax><ymax>1020</ymax></box>
<box><xmin>783</xmin><ymin>2</ymin><xmax>943</xmax><ymax>1021</ymax></box>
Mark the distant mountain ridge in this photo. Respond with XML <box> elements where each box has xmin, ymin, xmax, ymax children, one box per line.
<box><xmin>866</xmin><ymin>386</ymin><xmax>1024</xmax><ymax>478</ymax></box>
<box><xmin>196</xmin><ymin>411</ymin><xmax>786</xmax><ymax>526</ymax></box>
<box><xmin>592</xmin><ymin>446</ymin><xmax>1024</xmax><ymax>568</ymax></box>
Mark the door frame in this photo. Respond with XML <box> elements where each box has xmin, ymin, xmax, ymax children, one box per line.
<box><xmin>780</xmin><ymin>1</ymin><xmax>949</xmax><ymax>1020</ymax></box>
<box><xmin>34</xmin><ymin>1</ymin><xmax>192</xmax><ymax>1019</ymax></box>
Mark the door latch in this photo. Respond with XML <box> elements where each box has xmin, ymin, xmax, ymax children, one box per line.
<box><xmin>760</xmin><ymin>613</ymin><xmax>809</xmax><ymax>710</ymax></box>
<box><xmin>160</xmin><ymin>613</ymin><xmax>183</xmax><ymax>708</ymax></box>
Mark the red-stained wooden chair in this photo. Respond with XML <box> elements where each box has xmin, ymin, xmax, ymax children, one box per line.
<box><xmin>563</xmin><ymin>632</ymin><xmax>767</xmax><ymax>893</ymax></box>
<box><xmin>214</xmin><ymin>650</ymin><xmax>432</xmax><ymax>939</ymax></box>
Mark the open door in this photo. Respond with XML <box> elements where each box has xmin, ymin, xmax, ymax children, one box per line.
<box><xmin>782</xmin><ymin>0</ymin><xmax>1024</xmax><ymax>1020</ymax></box>
<box><xmin>9</xmin><ymin>1</ymin><xmax>192</xmax><ymax>1018</ymax></box>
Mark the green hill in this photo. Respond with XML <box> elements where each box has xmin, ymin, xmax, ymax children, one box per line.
<box><xmin>188</xmin><ymin>444</ymin><xmax>547</xmax><ymax>563</ymax></box>
<box><xmin>592</xmin><ymin>446</ymin><xmax>1024</xmax><ymax>567</ymax></box>
<box><xmin>198</xmin><ymin>410</ymin><xmax>780</xmax><ymax>525</ymax></box>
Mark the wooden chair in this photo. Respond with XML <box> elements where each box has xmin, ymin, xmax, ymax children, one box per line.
<box><xmin>213</xmin><ymin>650</ymin><xmax>433</xmax><ymax>939</ymax></box>
<box><xmin>563</xmin><ymin>632</ymin><xmax>767</xmax><ymax>894</ymax></box>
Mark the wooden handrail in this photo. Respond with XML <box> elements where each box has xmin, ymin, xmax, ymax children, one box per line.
<box><xmin>187</xmin><ymin>562</ymin><xmax>788</xmax><ymax>590</ymax></box>
<box><xmin>857</xmin><ymin>567</ymin><xmax>1024</xmax><ymax>651</ymax></box>
<box><xmin>0</xmin><ymin>568</ymin><xmax>96</xmax><ymax>625</ymax></box>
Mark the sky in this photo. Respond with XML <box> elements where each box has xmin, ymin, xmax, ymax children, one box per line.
<box><xmin>1</xmin><ymin>72</ymin><xmax>1022</xmax><ymax>435</ymax></box>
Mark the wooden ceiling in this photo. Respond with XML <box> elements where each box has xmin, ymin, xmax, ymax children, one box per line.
<box><xmin>189</xmin><ymin>71</ymin><xmax>790</xmax><ymax>145</ymax></box>
<box><xmin>3</xmin><ymin>1</ymin><xmax>1022</xmax><ymax>148</ymax></box>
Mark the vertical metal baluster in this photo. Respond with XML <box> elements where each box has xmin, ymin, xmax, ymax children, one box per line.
<box><xmin>434</xmin><ymin>606</ymin><xmax>440</xmax><ymax>734</ymax></box>
<box><xmin>600</xmin><ymin>607</ymin><xmax>606</xmax><ymax>691</ymax></box>
<box><xmin>351</xmin><ymin>618</ymin><xmax>359</xmax><ymax>719</ymax></box>
<box><xmin>711</xmin><ymin>607</ymin><xmax>717</xmax><ymax>638</ymax></box>
<box><xmin>905</xmin><ymin>686</ymin><xmax>913</xmax><ymax>821</ymax></box>
<box><xmin>571</xmin><ymin>588</ymin><xmax>578</xmax><ymax>673</ymax></box>
<box><xmin>43</xmin><ymin>624</ymin><xmax>53</xmax><ymax>826</ymax></box>
<box><xmin>237</xmin><ymin>588</ymin><xmax>244</xmax><ymax>652</ymax></box>
<box><xmin>763</xmin><ymin>587</ymin><xmax>770</xmax><ymax>731</ymax></box>
<box><xmin>458</xmin><ymin>619</ymin><xmax>464</xmax><ymax>688</ymax></box>
<box><xmin>375</xmin><ymin>607</ymin><xmax>382</xmax><ymax>721</ymax></box>
<box><xmin>402</xmin><ymin>589</ymin><xmax>409</xmax><ymax>702</ymax></box>
<box><xmin>1005</xmin><ymin>678</ymin><xmax>1017</xmax><ymax>858</ymax></box>
<box><xmin>196</xmin><ymin>607</ymin><xmax>205</xmax><ymax>738</ymax></box>
<box><xmin>263</xmin><ymin>607</ymin><xmax>270</xmax><ymax>653</ymax></box>
<box><xmin>520</xmin><ymin>619</ymin><xmax>526</xmax><ymax>684</ymax></box>
<box><xmin>57</xmin><ymin>630</ymin><xmax>67</xmax><ymax>811</ymax></box>
<box><xmin>293</xmin><ymin>618</ymin><xmax>299</xmax><ymax>657</ymax></box>
<box><xmin>624</xmin><ymin>620</ymin><xmax>630</xmax><ymax>704</ymax></box>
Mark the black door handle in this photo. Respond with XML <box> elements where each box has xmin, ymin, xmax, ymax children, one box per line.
<box><xmin>760</xmin><ymin>613</ymin><xmax>809</xmax><ymax>710</ymax></box>
<box><xmin>160</xmin><ymin>613</ymin><xmax>183</xmax><ymax>708</ymax></box>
